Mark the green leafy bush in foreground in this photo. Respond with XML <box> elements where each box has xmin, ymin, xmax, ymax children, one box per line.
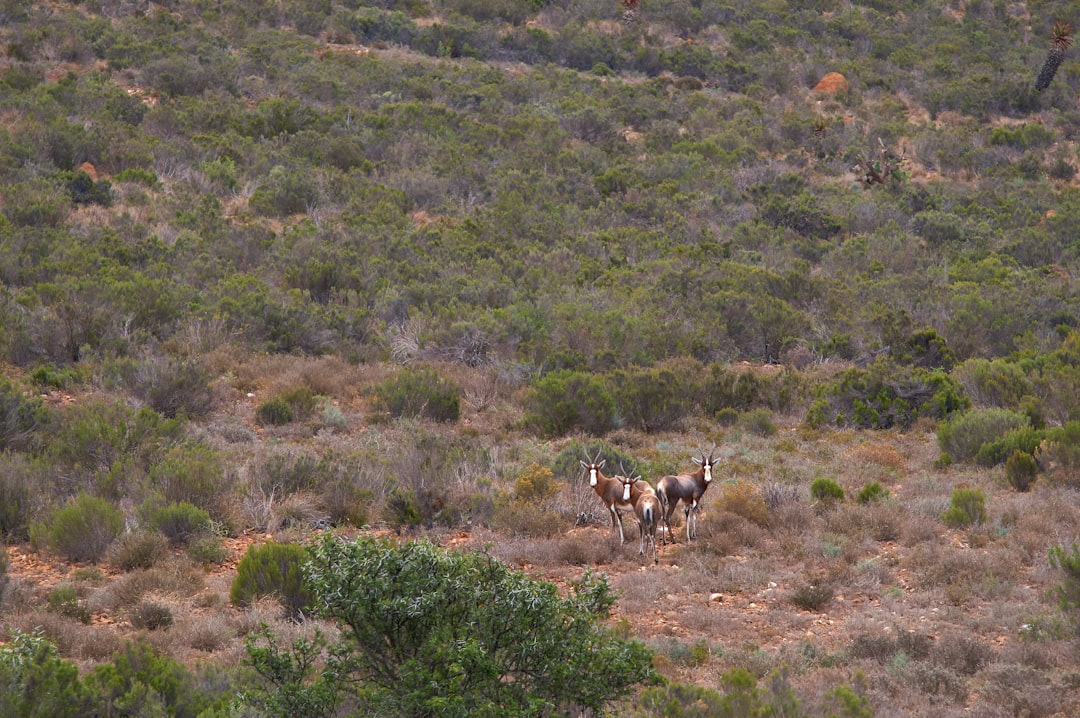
<box><xmin>242</xmin><ymin>535</ymin><xmax>658</xmax><ymax>717</ymax></box>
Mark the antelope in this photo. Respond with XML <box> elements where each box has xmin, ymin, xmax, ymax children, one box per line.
<box><xmin>581</xmin><ymin>449</ymin><xmax>635</xmax><ymax>543</ymax></box>
<box><xmin>656</xmin><ymin>448</ymin><xmax>718</xmax><ymax>544</ymax></box>
<box><xmin>621</xmin><ymin>474</ymin><xmax>660</xmax><ymax>564</ymax></box>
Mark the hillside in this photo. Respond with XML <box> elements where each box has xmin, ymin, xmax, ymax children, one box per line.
<box><xmin>2</xmin><ymin>0</ymin><xmax>1080</xmax><ymax>715</ymax></box>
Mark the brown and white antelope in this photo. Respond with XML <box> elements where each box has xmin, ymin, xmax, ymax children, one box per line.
<box><xmin>620</xmin><ymin>474</ymin><xmax>660</xmax><ymax>564</ymax></box>
<box><xmin>656</xmin><ymin>448</ymin><xmax>719</xmax><ymax>544</ymax></box>
<box><xmin>581</xmin><ymin>450</ymin><xmax>635</xmax><ymax>543</ymax></box>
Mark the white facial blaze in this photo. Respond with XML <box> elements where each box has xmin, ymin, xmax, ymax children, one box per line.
<box><xmin>703</xmin><ymin>461</ymin><xmax>713</xmax><ymax>483</ymax></box>
<box><xmin>622</xmin><ymin>481</ymin><xmax>631</xmax><ymax>502</ymax></box>
<box><xmin>589</xmin><ymin>467</ymin><xmax>598</xmax><ymax>487</ymax></box>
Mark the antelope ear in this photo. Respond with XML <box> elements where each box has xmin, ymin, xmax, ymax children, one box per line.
<box><xmin>692</xmin><ymin>457</ymin><xmax>703</xmax><ymax>465</ymax></box>
<box><xmin>580</xmin><ymin>460</ymin><xmax>589</xmax><ymax>469</ymax></box>
<box><xmin>598</xmin><ymin>459</ymin><xmax>606</xmax><ymax>468</ymax></box>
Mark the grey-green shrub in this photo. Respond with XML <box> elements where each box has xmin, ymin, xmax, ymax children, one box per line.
<box><xmin>230</xmin><ymin>542</ymin><xmax>313</xmax><ymax>619</ymax></box>
<box><xmin>143</xmin><ymin>501</ymin><xmax>212</xmax><ymax>546</ymax></box>
<box><xmin>107</xmin><ymin>531</ymin><xmax>169</xmax><ymax>571</ymax></box>
<box><xmin>942</xmin><ymin>486</ymin><xmax>986</xmax><ymax>528</ymax></box>
<box><xmin>810</xmin><ymin>476</ymin><xmax>844</xmax><ymax>504</ymax></box>
<box><xmin>937</xmin><ymin>408</ymin><xmax>1030</xmax><ymax>463</ymax></box>
<box><xmin>34</xmin><ymin>493</ymin><xmax>124</xmax><ymax>563</ymax></box>
<box><xmin>374</xmin><ymin>367</ymin><xmax>460</xmax><ymax>423</ymax></box>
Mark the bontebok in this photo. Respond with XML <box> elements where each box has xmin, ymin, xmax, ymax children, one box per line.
<box><xmin>656</xmin><ymin>448</ymin><xmax>718</xmax><ymax>543</ymax></box>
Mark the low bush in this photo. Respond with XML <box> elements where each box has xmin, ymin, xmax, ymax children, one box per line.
<box><xmin>810</xmin><ymin>476</ymin><xmax>845</xmax><ymax>504</ymax></box>
<box><xmin>129</xmin><ymin>601</ymin><xmax>174</xmax><ymax>631</ymax></box>
<box><xmin>942</xmin><ymin>486</ymin><xmax>986</xmax><ymax>528</ymax></box>
<box><xmin>47</xmin><ymin>585</ymin><xmax>91</xmax><ymax>624</ymax></box>
<box><xmin>857</xmin><ymin>481</ymin><xmax>889</xmax><ymax>504</ymax></box>
<box><xmin>1005</xmin><ymin>450</ymin><xmax>1039</xmax><ymax>492</ymax></box>
<box><xmin>937</xmin><ymin>408</ymin><xmax>1030</xmax><ymax>463</ymax></box>
<box><xmin>374</xmin><ymin>366</ymin><xmax>460</xmax><ymax>423</ymax></box>
<box><xmin>715</xmin><ymin>480</ymin><xmax>769</xmax><ymax>526</ymax></box>
<box><xmin>523</xmin><ymin>370</ymin><xmax>614</xmax><ymax>437</ymax></box>
<box><xmin>142</xmin><ymin>501</ymin><xmax>213</xmax><ymax>546</ymax></box>
<box><xmin>106</xmin><ymin>531</ymin><xmax>169</xmax><ymax>571</ymax></box>
<box><xmin>230</xmin><ymin>541</ymin><xmax>313</xmax><ymax>619</ymax></box>
<box><xmin>33</xmin><ymin>493</ymin><xmax>124</xmax><ymax>563</ymax></box>
<box><xmin>256</xmin><ymin>397</ymin><xmax>295</xmax><ymax>426</ymax></box>
<box><xmin>186</xmin><ymin>536</ymin><xmax>229</xmax><ymax>566</ymax></box>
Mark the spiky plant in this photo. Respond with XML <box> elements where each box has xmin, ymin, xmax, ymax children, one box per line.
<box><xmin>1036</xmin><ymin>21</ymin><xmax>1074</xmax><ymax>91</ymax></box>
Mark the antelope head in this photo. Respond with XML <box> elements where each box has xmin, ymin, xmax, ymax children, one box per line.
<box><xmin>580</xmin><ymin>448</ymin><xmax>606</xmax><ymax>487</ymax></box>
<box><xmin>692</xmin><ymin>447</ymin><xmax>718</xmax><ymax>484</ymax></box>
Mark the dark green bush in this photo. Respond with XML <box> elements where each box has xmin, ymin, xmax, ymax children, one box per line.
<box><xmin>857</xmin><ymin>481</ymin><xmax>889</xmax><ymax>504</ymax></box>
<box><xmin>942</xmin><ymin>486</ymin><xmax>986</xmax><ymax>528</ymax></box>
<box><xmin>807</xmin><ymin>361</ymin><xmax>967</xmax><ymax>430</ymax></box>
<box><xmin>1005</xmin><ymin>450</ymin><xmax>1038</xmax><ymax>492</ymax></box>
<box><xmin>973</xmin><ymin>426</ymin><xmax>1043</xmax><ymax>467</ymax></box>
<box><xmin>790</xmin><ymin>581</ymin><xmax>834</xmax><ymax>612</ymax></box>
<box><xmin>230</xmin><ymin>541</ymin><xmax>313</xmax><ymax>619</ymax></box>
<box><xmin>142</xmin><ymin>501</ymin><xmax>212</xmax><ymax>546</ymax></box>
<box><xmin>610</xmin><ymin>363</ymin><xmax>694</xmax><ymax>433</ymax></box>
<box><xmin>524</xmin><ymin>369</ymin><xmax>615</xmax><ymax>437</ymax></box>
<box><xmin>374</xmin><ymin>366</ymin><xmax>460</xmax><ymax>423</ymax></box>
<box><xmin>0</xmin><ymin>376</ymin><xmax>50</xmax><ymax>452</ymax></box>
<box><xmin>256</xmin><ymin>397</ymin><xmax>295</xmax><ymax>426</ymax></box>
<box><xmin>810</xmin><ymin>476</ymin><xmax>844</xmax><ymax>504</ymax></box>
<box><xmin>34</xmin><ymin>493</ymin><xmax>124</xmax><ymax>563</ymax></box>
<box><xmin>0</xmin><ymin>632</ymin><xmax>97</xmax><ymax>716</ymax></box>
<box><xmin>86</xmin><ymin>639</ymin><xmax>231</xmax><ymax>716</ymax></box>
<box><xmin>938</xmin><ymin>408</ymin><xmax>1030</xmax><ymax>463</ymax></box>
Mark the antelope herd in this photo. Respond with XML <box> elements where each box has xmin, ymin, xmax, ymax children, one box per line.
<box><xmin>583</xmin><ymin>447</ymin><xmax>719</xmax><ymax>565</ymax></box>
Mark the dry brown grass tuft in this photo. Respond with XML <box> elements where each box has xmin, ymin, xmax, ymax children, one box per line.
<box><xmin>846</xmin><ymin>442</ymin><xmax>906</xmax><ymax>473</ymax></box>
<box><xmin>99</xmin><ymin>556</ymin><xmax>205</xmax><ymax>610</ymax></box>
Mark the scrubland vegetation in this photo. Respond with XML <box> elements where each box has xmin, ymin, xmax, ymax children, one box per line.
<box><xmin>3</xmin><ymin>0</ymin><xmax>1080</xmax><ymax>715</ymax></box>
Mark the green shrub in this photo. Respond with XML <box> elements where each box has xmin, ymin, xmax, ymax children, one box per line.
<box><xmin>524</xmin><ymin>369</ymin><xmax>615</xmax><ymax>437</ymax></box>
<box><xmin>0</xmin><ymin>376</ymin><xmax>50</xmax><ymax>452</ymax></box>
<box><xmin>256</xmin><ymin>397</ymin><xmax>295</xmax><ymax>426</ymax></box>
<box><xmin>810</xmin><ymin>476</ymin><xmax>845</xmax><ymax>504</ymax></box>
<box><xmin>148</xmin><ymin>443</ymin><xmax>226</xmax><ymax>511</ymax></box>
<box><xmin>278</xmin><ymin>386</ymin><xmax>319</xmax><ymax>418</ymax></box>
<box><xmin>34</xmin><ymin>493</ymin><xmax>124</xmax><ymax>563</ymax></box>
<box><xmin>1048</xmin><ymin>543</ymin><xmax>1080</xmax><ymax>619</ymax></box>
<box><xmin>937</xmin><ymin>408</ymin><xmax>1030</xmax><ymax>463</ymax></box>
<box><xmin>230</xmin><ymin>542</ymin><xmax>313</xmax><ymax>619</ymax></box>
<box><xmin>942</xmin><ymin>486</ymin><xmax>986</xmax><ymax>528</ymax></box>
<box><xmin>809</xmin><ymin>361</ymin><xmax>967</xmax><ymax>430</ymax></box>
<box><xmin>1005</xmin><ymin>450</ymin><xmax>1038</xmax><ymax>492</ymax></box>
<box><xmin>609</xmin><ymin>363</ymin><xmax>695</xmax><ymax>433</ymax></box>
<box><xmin>142</xmin><ymin>501</ymin><xmax>212</xmax><ymax>546</ymax></box>
<box><xmin>106</xmin><ymin>531</ymin><xmax>169</xmax><ymax>571</ymax></box>
<box><xmin>739</xmin><ymin>407</ymin><xmax>777</xmax><ymax>436</ymax></box>
<box><xmin>0</xmin><ymin>632</ymin><xmax>96</xmax><ymax>716</ymax></box>
<box><xmin>128</xmin><ymin>357</ymin><xmax>217</xmax><ymax>420</ymax></box>
<box><xmin>186</xmin><ymin>536</ymin><xmax>229</xmax><ymax>567</ymax></box>
<box><xmin>374</xmin><ymin>367</ymin><xmax>460</xmax><ymax>423</ymax></box>
<box><xmin>972</xmin><ymin>426</ymin><xmax>1043</xmax><ymax>467</ymax></box>
<box><xmin>86</xmin><ymin>639</ymin><xmax>231</xmax><ymax>716</ymax></box>
<box><xmin>47</xmin><ymin>585</ymin><xmax>91</xmax><ymax>624</ymax></box>
<box><xmin>856</xmin><ymin>481</ymin><xmax>889</xmax><ymax>504</ymax></box>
